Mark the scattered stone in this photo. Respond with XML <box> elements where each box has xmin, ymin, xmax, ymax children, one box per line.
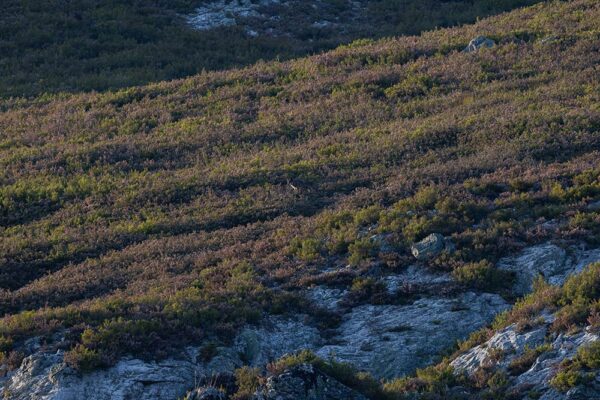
<box><xmin>186</xmin><ymin>0</ymin><xmax>364</xmax><ymax>38</ymax></box>
<box><xmin>187</xmin><ymin>0</ymin><xmax>277</xmax><ymax>30</ymax></box>
<box><xmin>411</xmin><ymin>233</ymin><xmax>445</xmax><ymax>260</ymax></box>
<box><xmin>464</xmin><ymin>36</ymin><xmax>495</xmax><ymax>52</ymax></box>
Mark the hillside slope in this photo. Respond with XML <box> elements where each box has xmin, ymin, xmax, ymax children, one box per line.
<box><xmin>1</xmin><ymin>0</ymin><xmax>600</xmax><ymax>398</ymax></box>
<box><xmin>1</xmin><ymin>0</ymin><xmax>539</xmax><ymax>97</ymax></box>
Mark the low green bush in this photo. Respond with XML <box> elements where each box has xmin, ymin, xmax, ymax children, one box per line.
<box><xmin>64</xmin><ymin>344</ymin><xmax>106</xmax><ymax>372</ymax></box>
<box><xmin>345</xmin><ymin>277</ymin><xmax>389</xmax><ymax>305</ymax></box>
<box><xmin>452</xmin><ymin>260</ymin><xmax>514</xmax><ymax>291</ymax></box>
<box><xmin>550</xmin><ymin>339</ymin><xmax>600</xmax><ymax>391</ymax></box>
<box><xmin>290</xmin><ymin>238</ymin><xmax>323</xmax><ymax>262</ymax></box>
<box><xmin>233</xmin><ymin>366</ymin><xmax>261</xmax><ymax>399</ymax></box>
<box><xmin>348</xmin><ymin>238</ymin><xmax>379</xmax><ymax>266</ymax></box>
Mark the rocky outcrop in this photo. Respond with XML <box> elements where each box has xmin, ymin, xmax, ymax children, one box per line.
<box><xmin>234</xmin><ymin>318</ymin><xmax>323</xmax><ymax>368</ymax></box>
<box><xmin>6</xmin><ymin>242</ymin><xmax>599</xmax><ymax>398</ymax></box>
<box><xmin>451</xmin><ymin>313</ymin><xmax>600</xmax><ymax>399</ymax></box>
<box><xmin>187</xmin><ymin>0</ymin><xmax>276</xmax><ymax>30</ymax></box>
<box><xmin>451</xmin><ymin>314</ymin><xmax>554</xmax><ymax>375</ymax></box>
<box><xmin>2</xmin><ymin>351</ymin><xmax>202</xmax><ymax>400</ymax></box>
<box><xmin>253</xmin><ymin>363</ymin><xmax>366</xmax><ymax>400</ymax></box>
<box><xmin>1</xmin><ymin>317</ymin><xmax>323</xmax><ymax>400</ymax></box>
<box><xmin>464</xmin><ymin>36</ymin><xmax>495</xmax><ymax>52</ymax></box>
<box><xmin>498</xmin><ymin>243</ymin><xmax>600</xmax><ymax>296</ymax></box>
<box><xmin>587</xmin><ymin>200</ymin><xmax>600</xmax><ymax>211</ymax></box>
<box><xmin>317</xmin><ymin>291</ymin><xmax>508</xmax><ymax>378</ymax></box>
<box><xmin>305</xmin><ymin>285</ymin><xmax>347</xmax><ymax>312</ymax></box>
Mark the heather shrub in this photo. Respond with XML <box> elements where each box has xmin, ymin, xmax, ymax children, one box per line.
<box><xmin>550</xmin><ymin>342</ymin><xmax>600</xmax><ymax>392</ymax></box>
<box><xmin>550</xmin><ymin>369</ymin><xmax>590</xmax><ymax>392</ymax></box>
<box><xmin>383</xmin><ymin>363</ymin><xmax>456</xmax><ymax>396</ymax></box>
<box><xmin>452</xmin><ymin>261</ymin><xmax>514</xmax><ymax>291</ymax></box>
<box><xmin>64</xmin><ymin>344</ymin><xmax>106</xmax><ymax>372</ymax></box>
<box><xmin>348</xmin><ymin>238</ymin><xmax>379</xmax><ymax>266</ymax></box>
<box><xmin>289</xmin><ymin>238</ymin><xmax>323</xmax><ymax>262</ymax></box>
<box><xmin>345</xmin><ymin>277</ymin><xmax>389</xmax><ymax>305</ymax></box>
<box><xmin>233</xmin><ymin>366</ymin><xmax>261</xmax><ymax>399</ymax></box>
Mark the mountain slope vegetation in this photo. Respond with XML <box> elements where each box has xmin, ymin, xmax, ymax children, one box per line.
<box><xmin>1</xmin><ymin>0</ymin><xmax>540</xmax><ymax>98</ymax></box>
<box><xmin>0</xmin><ymin>0</ymin><xmax>599</xmax><ymax>391</ymax></box>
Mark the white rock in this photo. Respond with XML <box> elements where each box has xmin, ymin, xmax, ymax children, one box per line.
<box><xmin>4</xmin><ymin>351</ymin><xmax>201</xmax><ymax>400</ymax></box>
<box><xmin>451</xmin><ymin>323</ymin><xmax>548</xmax><ymax>375</ymax></box>
<box><xmin>234</xmin><ymin>317</ymin><xmax>324</xmax><ymax>367</ymax></box>
<box><xmin>452</xmin><ymin>313</ymin><xmax>600</xmax><ymax>398</ymax></box>
<box><xmin>187</xmin><ymin>0</ymin><xmax>280</xmax><ymax>31</ymax></box>
<box><xmin>464</xmin><ymin>36</ymin><xmax>495</xmax><ymax>52</ymax></box>
<box><xmin>516</xmin><ymin>330</ymin><xmax>599</xmax><ymax>390</ymax></box>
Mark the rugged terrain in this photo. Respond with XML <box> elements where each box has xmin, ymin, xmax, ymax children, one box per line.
<box><xmin>1</xmin><ymin>0</ymin><xmax>600</xmax><ymax>399</ymax></box>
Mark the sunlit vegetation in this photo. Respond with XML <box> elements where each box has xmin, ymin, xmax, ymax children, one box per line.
<box><xmin>550</xmin><ymin>341</ymin><xmax>600</xmax><ymax>391</ymax></box>
<box><xmin>0</xmin><ymin>0</ymin><xmax>599</xmax><ymax>384</ymax></box>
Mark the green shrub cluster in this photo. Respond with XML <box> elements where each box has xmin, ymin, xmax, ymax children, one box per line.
<box><xmin>452</xmin><ymin>260</ymin><xmax>514</xmax><ymax>291</ymax></box>
<box><xmin>550</xmin><ymin>341</ymin><xmax>600</xmax><ymax>392</ymax></box>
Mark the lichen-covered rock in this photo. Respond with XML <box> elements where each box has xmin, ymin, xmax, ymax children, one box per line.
<box><xmin>1</xmin><ymin>317</ymin><xmax>323</xmax><ymax>400</ymax></box>
<box><xmin>253</xmin><ymin>363</ymin><xmax>366</xmax><ymax>400</ymax></box>
<box><xmin>2</xmin><ymin>351</ymin><xmax>202</xmax><ymax>400</ymax></box>
<box><xmin>317</xmin><ymin>291</ymin><xmax>508</xmax><ymax>378</ymax></box>
<box><xmin>305</xmin><ymin>286</ymin><xmax>348</xmax><ymax>311</ymax></box>
<box><xmin>515</xmin><ymin>329</ymin><xmax>599</xmax><ymax>390</ymax></box>
<box><xmin>234</xmin><ymin>318</ymin><xmax>323</xmax><ymax>367</ymax></box>
<box><xmin>7</xmin><ymin>242</ymin><xmax>598</xmax><ymax>399</ymax></box>
<box><xmin>451</xmin><ymin>313</ymin><xmax>600</xmax><ymax>399</ymax></box>
<box><xmin>498</xmin><ymin>244</ymin><xmax>600</xmax><ymax>296</ymax></box>
<box><xmin>382</xmin><ymin>265</ymin><xmax>452</xmax><ymax>293</ymax></box>
<box><xmin>451</xmin><ymin>318</ymin><xmax>551</xmax><ymax>375</ymax></box>
<box><xmin>410</xmin><ymin>233</ymin><xmax>445</xmax><ymax>260</ymax></box>
<box><xmin>464</xmin><ymin>36</ymin><xmax>495</xmax><ymax>52</ymax></box>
